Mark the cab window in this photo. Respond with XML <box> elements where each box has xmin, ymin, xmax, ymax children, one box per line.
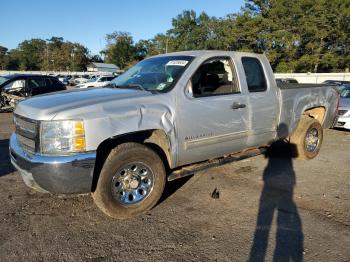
<box><xmin>241</xmin><ymin>57</ymin><xmax>267</xmax><ymax>92</ymax></box>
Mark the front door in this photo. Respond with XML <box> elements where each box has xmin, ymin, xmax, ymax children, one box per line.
<box><xmin>176</xmin><ymin>56</ymin><xmax>249</xmax><ymax>166</ymax></box>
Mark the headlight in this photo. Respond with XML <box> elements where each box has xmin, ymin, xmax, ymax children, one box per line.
<box><xmin>40</xmin><ymin>120</ymin><xmax>86</xmax><ymax>155</ymax></box>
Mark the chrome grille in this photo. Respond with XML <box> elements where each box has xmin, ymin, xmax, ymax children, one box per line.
<box><xmin>13</xmin><ymin>114</ymin><xmax>38</xmax><ymax>153</ymax></box>
<box><xmin>17</xmin><ymin>134</ymin><xmax>36</xmax><ymax>153</ymax></box>
<box><xmin>338</xmin><ymin>110</ymin><xmax>347</xmax><ymax>116</ymax></box>
<box><xmin>14</xmin><ymin>115</ymin><xmax>36</xmax><ymax>135</ymax></box>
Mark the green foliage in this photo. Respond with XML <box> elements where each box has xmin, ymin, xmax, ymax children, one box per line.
<box><xmin>104</xmin><ymin>31</ymin><xmax>136</xmax><ymax>69</ymax></box>
<box><xmin>2</xmin><ymin>1</ymin><xmax>350</xmax><ymax>73</ymax></box>
<box><xmin>131</xmin><ymin>1</ymin><xmax>350</xmax><ymax>73</ymax></box>
<box><xmin>0</xmin><ymin>46</ymin><xmax>8</xmax><ymax>70</ymax></box>
<box><xmin>1</xmin><ymin>37</ymin><xmax>91</xmax><ymax>71</ymax></box>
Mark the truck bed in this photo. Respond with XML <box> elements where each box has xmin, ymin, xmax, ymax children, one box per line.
<box><xmin>277</xmin><ymin>83</ymin><xmax>335</xmax><ymax>90</ymax></box>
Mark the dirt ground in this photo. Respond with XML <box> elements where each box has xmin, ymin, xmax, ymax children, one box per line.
<box><xmin>0</xmin><ymin>112</ymin><xmax>349</xmax><ymax>261</ymax></box>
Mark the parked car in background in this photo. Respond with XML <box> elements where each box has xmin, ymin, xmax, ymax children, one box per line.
<box><xmin>276</xmin><ymin>78</ymin><xmax>299</xmax><ymax>84</ymax></box>
<box><xmin>322</xmin><ymin>80</ymin><xmax>350</xmax><ymax>93</ymax></box>
<box><xmin>75</xmin><ymin>75</ymin><xmax>116</xmax><ymax>88</ymax></box>
<box><xmin>322</xmin><ymin>80</ymin><xmax>350</xmax><ymax>85</ymax></box>
<box><xmin>58</xmin><ymin>75</ymin><xmax>71</xmax><ymax>86</ymax></box>
<box><xmin>68</xmin><ymin>75</ymin><xmax>78</xmax><ymax>86</ymax></box>
<box><xmin>0</xmin><ymin>74</ymin><xmax>66</xmax><ymax>112</ymax></box>
<box><xmin>74</xmin><ymin>75</ymin><xmax>90</xmax><ymax>85</ymax></box>
<box><xmin>9</xmin><ymin>51</ymin><xmax>338</xmax><ymax>219</ymax></box>
<box><xmin>68</xmin><ymin>75</ymin><xmax>88</xmax><ymax>86</ymax></box>
<box><xmin>335</xmin><ymin>85</ymin><xmax>350</xmax><ymax>130</ymax></box>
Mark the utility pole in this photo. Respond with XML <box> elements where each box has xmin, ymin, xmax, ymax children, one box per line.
<box><xmin>71</xmin><ymin>49</ymin><xmax>75</xmax><ymax>72</ymax></box>
<box><xmin>165</xmin><ymin>38</ymin><xmax>169</xmax><ymax>54</ymax></box>
<box><xmin>46</xmin><ymin>45</ymin><xmax>49</xmax><ymax>71</ymax></box>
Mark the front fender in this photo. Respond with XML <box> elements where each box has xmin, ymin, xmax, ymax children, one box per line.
<box><xmin>83</xmin><ymin>102</ymin><xmax>177</xmax><ymax>165</ymax></box>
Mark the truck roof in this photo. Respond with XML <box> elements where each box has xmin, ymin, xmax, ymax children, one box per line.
<box><xmin>152</xmin><ymin>50</ymin><xmax>265</xmax><ymax>58</ymax></box>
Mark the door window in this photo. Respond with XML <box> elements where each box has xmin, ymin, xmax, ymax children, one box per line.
<box><xmin>28</xmin><ymin>78</ymin><xmax>46</xmax><ymax>89</ymax></box>
<box><xmin>46</xmin><ymin>78</ymin><xmax>61</xmax><ymax>87</ymax></box>
<box><xmin>4</xmin><ymin>79</ymin><xmax>25</xmax><ymax>90</ymax></box>
<box><xmin>191</xmin><ymin>57</ymin><xmax>239</xmax><ymax>97</ymax></box>
<box><xmin>241</xmin><ymin>57</ymin><xmax>267</xmax><ymax>92</ymax></box>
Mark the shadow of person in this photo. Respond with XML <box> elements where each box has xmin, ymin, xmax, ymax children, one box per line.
<box><xmin>249</xmin><ymin>125</ymin><xmax>304</xmax><ymax>262</ymax></box>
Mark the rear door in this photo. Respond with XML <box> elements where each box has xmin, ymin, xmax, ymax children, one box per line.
<box><xmin>46</xmin><ymin>77</ymin><xmax>65</xmax><ymax>91</ymax></box>
<box><xmin>27</xmin><ymin>77</ymin><xmax>47</xmax><ymax>95</ymax></box>
<box><xmin>240</xmin><ymin>56</ymin><xmax>279</xmax><ymax>147</ymax></box>
<box><xmin>176</xmin><ymin>56</ymin><xmax>249</xmax><ymax>166</ymax></box>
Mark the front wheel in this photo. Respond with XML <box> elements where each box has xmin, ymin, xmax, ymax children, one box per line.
<box><xmin>290</xmin><ymin>116</ymin><xmax>323</xmax><ymax>160</ymax></box>
<box><xmin>92</xmin><ymin>142</ymin><xmax>166</xmax><ymax>219</ymax></box>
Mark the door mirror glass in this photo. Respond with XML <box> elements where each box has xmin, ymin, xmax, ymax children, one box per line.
<box><xmin>185</xmin><ymin>81</ymin><xmax>193</xmax><ymax>97</ymax></box>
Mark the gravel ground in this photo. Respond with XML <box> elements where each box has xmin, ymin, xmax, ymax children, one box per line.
<box><xmin>0</xmin><ymin>112</ymin><xmax>349</xmax><ymax>261</ymax></box>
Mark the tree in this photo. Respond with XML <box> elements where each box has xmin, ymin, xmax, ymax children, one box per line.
<box><xmin>241</xmin><ymin>0</ymin><xmax>350</xmax><ymax>72</ymax></box>
<box><xmin>0</xmin><ymin>46</ymin><xmax>8</xmax><ymax>70</ymax></box>
<box><xmin>90</xmin><ymin>54</ymin><xmax>103</xmax><ymax>63</ymax></box>
<box><xmin>104</xmin><ymin>31</ymin><xmax>136</xmax><ymax>69</ymax></box>
<box><xmin>13</xmin><ymin>39</ymin><xmax>46</xmax><ymax>70</ymax></box>
<box><xmin>167</xmin><ymin>10</ymin><xmax>220</xmax><ymax>51</ymax></box>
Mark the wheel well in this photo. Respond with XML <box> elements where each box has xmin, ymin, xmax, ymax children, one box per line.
<box><xmin>303</xmin><ymin>106</ymin><xmax>326</xmax><ymax>124</ymax></box>
<box><xmin>91</xmin><ymin>130</ymin><xmax>172</xmax><ymax>192</ymax></box>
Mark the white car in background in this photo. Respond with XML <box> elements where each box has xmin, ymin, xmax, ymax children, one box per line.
<box><xmin>74</xmin><ymin>75</ymin><xmax>91</xmax><ymax>85</ymax></box>
<box><xmin>336</xmin><ymin>85</ymin><xmax>350</xmax><ymax>130</ymax></box>
<box><xmin>75</xmin><ymin>75</ymin><xmax>116</xmax><ymax>88</ymax></box>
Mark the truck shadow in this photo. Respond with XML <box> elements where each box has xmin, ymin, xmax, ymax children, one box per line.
<box><xmin>158</xmin><ymin>175</ymin><xmax>193</xmax><ymax>205</ymax></box>
<box><xmin>0</xmin><ymin>139</ymin><xmax>15</xmax><ymax>177</ymax></box>
<box><xmin>249</xmin><ymin>139</ymin><xmax>304</xmax><ymax>261</ymax></box>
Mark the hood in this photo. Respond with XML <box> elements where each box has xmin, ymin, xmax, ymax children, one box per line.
<box><xmin>14</xmin><ymin>88</ymin><xmax>152</xmax><ymax>120</ymax></box>
<box><xmin>339</xmin><ymin>98</ymin><xmax>350</xmax><ymax>109</ymax></box>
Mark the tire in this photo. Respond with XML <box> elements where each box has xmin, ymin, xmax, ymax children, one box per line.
<box><xmin>290</xmin><ymin>116</ymin><xmax>323</xmax><ymax>160</ymax></box>
<box><xmin>92</xmin><ymin>142</ymin><xmax>166</xmax><ymax>219</ymax></box>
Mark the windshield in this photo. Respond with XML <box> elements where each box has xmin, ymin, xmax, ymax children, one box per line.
<box><xmin>340</xmin><ymin>86</ymin><xmax>350</xmax><ymax>98</ymax></box>
<box><xmin>0</xmin><ymin>76</ymin><xmax>10</xmax><ymax>86</ymax></box>
<box><xmin>111</xmin><ymin>55</ymin><xmax>193</xmax><ymax>92</ymax></box>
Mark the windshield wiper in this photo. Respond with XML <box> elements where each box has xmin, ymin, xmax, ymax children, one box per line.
<box><xmin>114</xmin><ymin>84</ymin><xmax>146</xmax><ymax>91</ymax></box>
<box><xmin>112</xmin><ymin>84</ymin><xmax>158</xmax><ymax>94</ymax></box>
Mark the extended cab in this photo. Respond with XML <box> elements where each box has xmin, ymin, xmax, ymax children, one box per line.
<box><xmin>9</xmin><ymin>51</ymin><xmax>338</xmax><ymax>219</ymax></box>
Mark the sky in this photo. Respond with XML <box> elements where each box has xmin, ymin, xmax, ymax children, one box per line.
<box><xmin>0</xmin><ymin>0</ymin><xmax>244</xmax><ymax>55</ymax></box>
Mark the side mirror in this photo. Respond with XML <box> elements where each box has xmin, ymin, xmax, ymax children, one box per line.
<box><xmin>185</xmin><ymin>80</ymin><xmax>193</xmax><ymax>97</ymax></box>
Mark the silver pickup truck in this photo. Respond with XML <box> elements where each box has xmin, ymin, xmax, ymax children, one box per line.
<box><xmin>9</xmin><ymin>51</ymin><xmax>338</xmax><ymax>219</ymax></box>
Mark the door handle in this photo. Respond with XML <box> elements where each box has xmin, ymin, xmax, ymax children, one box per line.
<box><xmin>231</xmin><ymin>102</ymin><xmax>246</xmax><ymax>110</ymax></box>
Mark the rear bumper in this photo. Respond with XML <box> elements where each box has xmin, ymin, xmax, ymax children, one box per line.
<box><xmin>9</xmin><ymin>133</ymin><xmax>96</xmax><ymax>193</ymax></box>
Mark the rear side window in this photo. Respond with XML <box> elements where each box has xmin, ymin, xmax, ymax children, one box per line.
<box><xmin>241</xmin><ymin>57</ymin><xmax>267</xmax><ymax>92</ymax></box>
<box><xmin>46</xmin><ymin>78</ymin><xmax>61</xmax><ymax>86</ymax></box>
<box><xmin>28</xmin><ymin>78</ymin><xmax>46</xmax><ymax>89</ymax></box>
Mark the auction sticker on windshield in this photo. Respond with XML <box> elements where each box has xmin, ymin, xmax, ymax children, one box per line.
<box><xmin>166</xmin><ymin>60</ymin><xmax>189</xmax><ymax>66</ymax></box>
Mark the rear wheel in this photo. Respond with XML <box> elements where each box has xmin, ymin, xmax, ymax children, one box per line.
<box><xmin>290</xmin><ymin>116</ymin><xmax>323</xmax><ymax>160</ymax></box>
<box><xmin>92</xmin><ymin>142</ymin><xmax>166</xmax><ymax>219</ymax></box>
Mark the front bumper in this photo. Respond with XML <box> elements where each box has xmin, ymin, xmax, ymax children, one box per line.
<box><xmin>9</xmin><ymin>133</ymin><xmax>96</xmax><ymax>193</ymax></box>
